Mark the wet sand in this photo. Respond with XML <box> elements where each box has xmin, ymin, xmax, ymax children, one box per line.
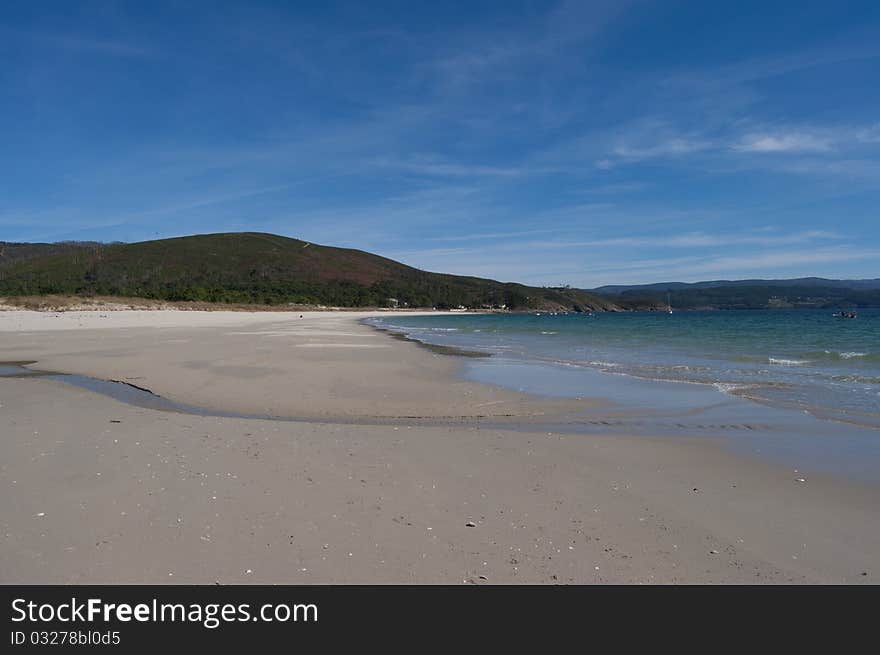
<box><xmin>0</xmin><ymin>309</ymin><xmax>877</xmax><ymax>583</ymax></box>
<box><xmin>0</xmin><ymin>310</ymin><xmax>591</xmax><ymax>421</ymax></box>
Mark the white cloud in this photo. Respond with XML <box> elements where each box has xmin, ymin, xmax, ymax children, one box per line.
<box><xmin>733</xmin><ymin>132</ymin><xmax>833</xmax><ymax>153</ymax></box>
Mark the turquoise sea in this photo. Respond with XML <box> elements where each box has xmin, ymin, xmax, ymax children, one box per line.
<box><xmin>368</xmin><ymin>309</ymin><xmax>880</xmax><ymax>480</ymax></box>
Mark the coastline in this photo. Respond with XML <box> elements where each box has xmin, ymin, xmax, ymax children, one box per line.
<box><xmin>0</xmin><ymin>309</ymin><xmax>877</xmax><ymax>583</ymax></box>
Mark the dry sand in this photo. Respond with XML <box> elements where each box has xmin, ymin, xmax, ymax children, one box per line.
<box><xmin>0</xmin><ymin>309</ymin><xmax>877</xmax><ymax>583</ymax></box>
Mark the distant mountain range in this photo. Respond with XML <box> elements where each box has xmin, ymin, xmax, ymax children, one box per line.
<box><xmin>590</xmin><ymin>278</ymin><xmax>880</xmax><ymax>310</ymax></box>
<box><xmin>0</xmin><ymin>233</ymin><xmax>616</xmax><ymax>312</ymax></box>
<box><xmin>592</xmin><ymin>278</ymin><xmax>880</xmax><ymax>294</ymax></box>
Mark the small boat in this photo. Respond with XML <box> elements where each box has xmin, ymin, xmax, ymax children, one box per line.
<box><xmin>666</xmin><ymin>292</ymin><xmax>673</xmax><ymax>314</ymax></box>
<box><xmin>832</xmin><ymin>311</ymin><xmax>858</xmax><ymax>319</ymax></box>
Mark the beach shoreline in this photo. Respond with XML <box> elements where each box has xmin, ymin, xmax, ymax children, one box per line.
<box><xmin>1</xmin><ymin>309</ymin><xmax>877</xmax><ymax>583</ymax></box>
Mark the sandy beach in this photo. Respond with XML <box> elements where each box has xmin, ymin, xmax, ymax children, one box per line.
<box><xmin>1</xmin><ymin>309</ymin><xmax>877</xmax><ymax>583</ymax></box>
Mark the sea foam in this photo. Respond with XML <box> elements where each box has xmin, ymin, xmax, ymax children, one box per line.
<box><xmin>768</xmin><ymin>357</ymin><xmax>812</xmax><ymax>366</ymax></box>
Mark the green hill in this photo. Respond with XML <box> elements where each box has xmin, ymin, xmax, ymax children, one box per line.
<box><xmin>0</xmin><ymin>240</ymin><xmax>101</xmax><ymax>265</ymax></box>
<box><xmin>0</xmin><ymin>232</ymin><xmax>616</xmax><ymax>311</ymax></box>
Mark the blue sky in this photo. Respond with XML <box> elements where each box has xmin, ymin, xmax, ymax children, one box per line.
<box><xmin>1</xmin><ymin>1</ymin><xmax>879</xmax><ymax>286</ymax></box>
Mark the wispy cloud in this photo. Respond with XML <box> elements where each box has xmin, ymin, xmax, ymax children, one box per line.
<box><xmin>401</xmin><ymin>229</ymin><xmax>840</xmax><ymax>254</ymax></box>
<box><xmin>612</xmin><ymin>137</ymin><xmax>711</xmax><ymax>160</ymax></box>
<box><xmin>426</xmin><ymin>0</ymin><xmax>632</xmax><ymax>91</ymax></box>
<box><xmin>546</xmin><ymin>230</ymin><xmax>842</xmax><ymax>249</ymax></box>
<box><xmin>587</xmin><ymin>119</ymin><xmax>716</xmax><ymax>168</ymax></box>
<box><xmin>733</xmin><ymin>132</ymin><xmax>833</xmax><ymax>153</ymax></box>
<box><xmin>14</xmin><ymin>31</ymin><xmax>159</xmax><ymax>58</ymax></box>
<box><xmin>592</xmin><ymin>120</ymin><xmax>879</xmax><ymax>171</ymax></box>
<box><xmin>122</xmin><ymin>184</ymin><xmax>299</xmax><ymax>219</ymax></box>
<box><xmin>381</xmin><ymin>241</ymin><xmax>880</xmax><ymax>287</ymax></box>
<box><xmin>658</xmin><ymin>38</ymin><xmax>880</xmax><ymax>97</ymax></box>
<box><xmin>424</xmin><ymin>227</ymin><xmax>577</xmax><ymax>242</ymax></box>
<box><xmin>771</xmin><ymin>157</ymin><xmax>880</xmax><ymax>179</ymax></box>
<box><xmin>370</xmin><ymin>157</ymin><xmax>542</xmax><ymax>178</ymax></box>
<box><xmin>616</xmin><ymin>246</ymin><xmax>880</xmax><ymax>284</ymax></box>
<box><xmin>3</xmin><ymin>2</ymin><xmax>879</xmax><ymax>285</ymax></box>
<box><xmin>856</xmin><ymin>124</ymin><xmax>880</xmax><ymax>143</ymax></box>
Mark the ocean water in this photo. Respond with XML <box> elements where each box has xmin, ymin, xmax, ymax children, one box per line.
<box><xmin>368</xmin><ymin>309</ymin><xmax>880</xmax><ymax>433</ymax></box>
